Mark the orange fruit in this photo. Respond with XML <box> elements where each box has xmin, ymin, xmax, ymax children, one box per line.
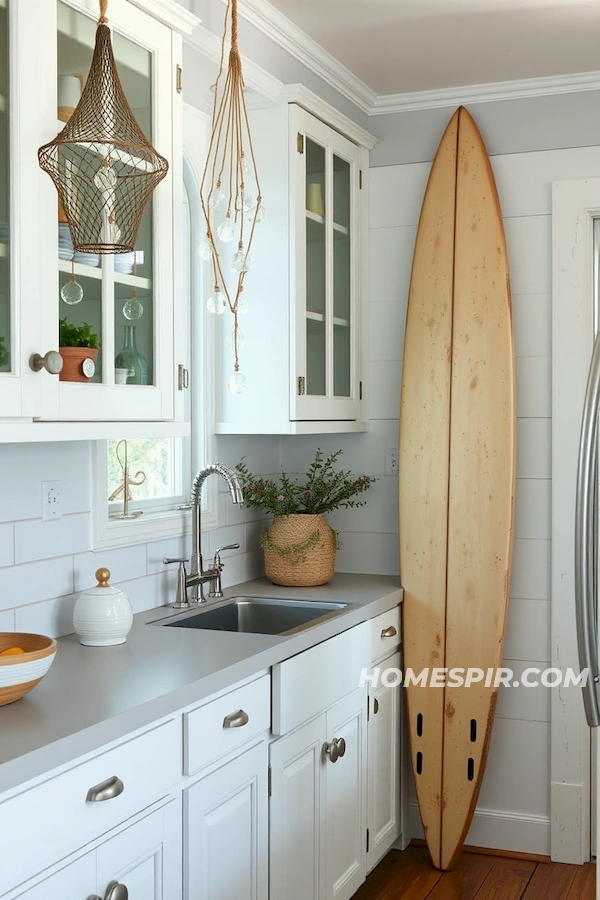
<box><xmin>0</xmin><ymin>647</ymin><xmax>25</xmax><ymax>656</ymax></box>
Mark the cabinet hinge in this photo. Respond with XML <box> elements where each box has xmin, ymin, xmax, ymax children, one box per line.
<box><xmin>268</xmin><ymin>765</ymin><xmax>272</xmax><ymax>797</ymax></box>
<box><xmin>297</xmin><ymin>132</ymin><xmax>304</xmax><ymax>154</ymax></box>
<box><xmin>359</xmin><ymin>380</ymin><xmax>363</xmax><ymax>401</ymax></box>
<box><xmin>367</xmin><ymin>694</ymin><xmax>370</xmax><ymax>721</ymax></box>
<box><xmin>359</xmin><ymin>169</ymin><xmax>363</xmax><ymax>190</ymax></box>
<box><xmin>176</xmin><ymin>65</ymin><xmax>183</xmax><ymax>94</ymax></box>
<box><xmin>298</xmin><ymin>375</ymin><xmax>306</xmax><ymax>396</ymax></box>
<box><xmin>178</xmin><ymin>364</ymin><xmax>189</xmax><ymax>390</ymax></box>
<box><xmin>366</xmin><ymin>828</ymin><xmax>370</xmax><ymax>853</ymax></box>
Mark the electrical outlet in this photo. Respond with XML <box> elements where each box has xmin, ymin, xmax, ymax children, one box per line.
<box><xmin>384</xmin><ymin>448</ymin><xmax>398</xmax><ymax>476</ymax></box>
<box><xmin>42</xmin><ymin>481</ymin><xmax>61</xmax><ymax>521</ymax></box>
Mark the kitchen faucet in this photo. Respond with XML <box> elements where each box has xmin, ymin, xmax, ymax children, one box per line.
<box><xmin>164</xmin><ymin>463</ymin><xmax>244</xmax><ymax>606</ymax></box>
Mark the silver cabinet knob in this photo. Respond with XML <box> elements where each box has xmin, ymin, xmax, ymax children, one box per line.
<box><xmin>29</xmin><ymin>350</ymin><xmax>63</xmax><ymax>375</ymax></box>
<box><xmin>86</xmin><ymin>775</ymin><xmax>124</xmax><ymax>802</ymax></box>
<box><xmin>336</xmin><ymin>737</ymin><xmax>346</xmax><ymax>758</ymax></box>
<box><xmin>381</xmin><ymin>625</ymin><xmax>397</xmax><ymax>638</ymax></box>
<box><xmin>223</xmin><ymin>708</ymin><xmax>249</xmax><ymax>728</ymax></box>
<box><xmin>104</xmin><ymin>881</ymin><xmax>129</xmax><ymax>900</ymax></box>
<box><xmin>323</xmin><ymin>740</ymin><xmax>340</xmax><ymax>763</ymax></box>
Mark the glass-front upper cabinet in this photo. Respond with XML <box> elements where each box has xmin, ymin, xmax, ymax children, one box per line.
<box><xmin>293</xmin><ymin>106</ymin><xmax>361</xmax><ymax>422</ymax></box>
<box><xmin>0</xmin><ymin>0</ymin><xmax>9</xmax><ymax>381</ymax></box>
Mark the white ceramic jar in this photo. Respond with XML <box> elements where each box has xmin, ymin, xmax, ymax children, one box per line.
<box><xmin>73</xmin><ymin>567</ymin><xmax>133</xmax><ymax>646</ymax></box>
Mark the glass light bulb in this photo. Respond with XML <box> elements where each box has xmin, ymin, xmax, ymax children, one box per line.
<box><xmin>198</xmin><ymin>239</ymin><xmax>213</xmax><ymax>261</ymax></box>
<box><xmin>94</xmin><ymin>164</ymin><xmax>117</xmax><ymax>191</ymax></box>
<box><xmin>254</xmin><ymin>204</ymin><xmax>267</xmax><ymax>224</ymax></box>
<box><xmin>209</xmin><ymin>187</ymin><xmax>226</xmax><ymax>211</ymax></box>
<box><xmin>207</xmin><ymin>293</ymin><xmax>226</xmax><ymax>314</ymax></box>
<box><xmin>240</xmin><ymin>157</ymin><xmax>251</xmax><ymax>176</ymax></box>
<box><xmin>231</xmin><ymin>249</ymin><xmax>252</xmax><ymax>274</ymax></box>
<box><xmin>226</xmin><ymin>329</ymin><xmax>244</xmax><ymax>349</ymax></box>
<box><xmin>240</xmin><ymin>190</ymin><xmax>254</xmax><ymax>212</ymax></box>
<box><xmin>227</xmin><ymin>371</ymin><xmax>246</xmax><ymax>393</ymax></box>
<box><xmin>60</xmin><ymin>279</ymin><xmax>84</xmax><ymax>305</ymax></box>
<box><xmin>123</xmin><ymin>297</ymin><xmax>144</xmax><ymax>320</ymax></box>
<box><xmin>217</xmin><ymin>218</ymin><xmax>236</xmax><ymax>242</ymax></box>
<box><xmin>237</xmin><ymin>294</ymin><xmax>250</xmax><ymax>315</ymax></box>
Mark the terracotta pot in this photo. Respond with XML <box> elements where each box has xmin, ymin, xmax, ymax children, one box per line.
<box><xmin>262</xmin><ymin>513</ymin><xmax>336</xmax><ymax>587</ymax></box>
<box><xmin>58</xmin><ymin>347</ymin><xmax>98</xmax><ymax>382</ymax></box>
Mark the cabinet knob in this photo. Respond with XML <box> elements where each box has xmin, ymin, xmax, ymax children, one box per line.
<box><xmin>373</xmin><ymin>698</ymin><xmax>379</xmax><ymax>715</ymax></box>
<box><xmin>381</xmin><ymin>625</ymin><xmax>397</xmax><ymax>639</ymax></box>
<box><xmin>86</xmin><ymin>775</ymin><xmax>124</xmax><ymax>802</ymax></box>
<box><xmin>223</xmin><ymin>708</ymin><xmax>249</xmax><ymax>728</ymax></box>
<box><xmin>29</xmin><ymin>350</ymin><xmax>63</xmax><ymax>375</ymax></box>
<box><xmin>323</xmin><ymin>738</ymin><xmax>346</xmax><ymax>762</ymax></box>
<box><xmin>104</xmin><ymin>881</ymin><xmax>129</xmax><ymax>900</ymax></box>
<box><xmin>336</xmin><ymin>737</ymin><xmax>346</xmax><ymax>758</ymax></box>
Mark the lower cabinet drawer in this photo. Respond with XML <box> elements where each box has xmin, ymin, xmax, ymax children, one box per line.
<box><xmin>370</xmin><ymin>606</ymin><xmax>401</xmax><ymax>662</ymax></box>
<box><xmin>0</xmin><ymin>717</ymin><xmax>180</xmax><ymax>892</ymax></box>
<box><xmin>184</xmin><ymin>673</ymin><xmax>271</xmax><ymax>775</ymax></box>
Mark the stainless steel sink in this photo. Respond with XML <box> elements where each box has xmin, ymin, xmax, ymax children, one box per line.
<box><xmin>162</xmin><ymin>596</ymin><xmax>348</xmax><ymax>636</ymax></box>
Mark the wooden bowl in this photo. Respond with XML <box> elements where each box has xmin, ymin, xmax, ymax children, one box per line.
<box><xmin>0</xmin><ymin>633</ymin><xmax>57</xmax><ymax>706</ymax></box>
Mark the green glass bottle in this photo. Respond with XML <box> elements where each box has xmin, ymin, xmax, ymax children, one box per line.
<box><xmin>115</xmin><ymin>324</ymin><xmax>147</xmax><ymax>385</ymax></box>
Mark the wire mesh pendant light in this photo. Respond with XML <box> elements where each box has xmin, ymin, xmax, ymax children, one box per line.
<box><xmin>200</xmin><ymin>0</ymin><xmax>265</xmax><ymax>394</ymax></box>
<box><xmin>38</xmin><ymin>0</ymin><xmax>168</xmax><ymax>254</ymax></box>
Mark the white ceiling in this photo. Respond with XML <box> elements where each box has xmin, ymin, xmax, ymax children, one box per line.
<box><xmin>265</xmin><ymin>0</ymin><xmax>600</xmax><ymax>96</ymax></box>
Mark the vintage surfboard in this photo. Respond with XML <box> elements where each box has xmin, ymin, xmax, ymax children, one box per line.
<box><xmin>398</xmin><ymin>106</ymin><xmax>516</xmax><ymax>871</ymax></box>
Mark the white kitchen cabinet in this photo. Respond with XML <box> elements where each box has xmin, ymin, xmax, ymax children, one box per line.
<box><xmin>0</xmin><ymin>0</ymin><xmax>197</xmax><ymax>433</ymax></box>
<box><xmin>185</xmin><ymin>741</ymin><xmax>269</xmax><ymax>900</ymax></box>
<box><xmin>215</xmin><ymin>101</ymin><xmax>372</xmax><ymax>435</ymax></box>
<box><xmin>10</xmin><ymin>800</ymin><xmax>181</xmax><ymax>900</ymax></box>
<box><xmin>367</xmin><ymin>650</ymin><xmax>402</xmax><ymax>871</ymax></box>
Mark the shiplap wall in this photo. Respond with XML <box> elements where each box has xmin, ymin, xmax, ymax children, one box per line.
<box><xmin>281</xmin><ymin>140</ymin><xmax>600</xmax><ymax>856</ymax></box>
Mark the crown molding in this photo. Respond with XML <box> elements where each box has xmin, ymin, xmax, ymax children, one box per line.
<box><xmin>371</xmin><ymin>70</ymin><xmax>600</xmax><ymax>115</ymax></box>
<box><xmin>127</xmin><ymin>0</ymin><xmax>199</xmax><ymax>34</ymax></box>
<box><xmin>279</xmin><ymin>84</ymin><xmax>377</xmax><ymax>150</ymax></box>
<box><xmin>217</xmin><ymin>0</ymin><xmax>376</xmax><ymax>115</ymax></box>
<box><xmin>185</xmin><ymin>24</ymin><xmax>282</xmax><ymax>103</ymax></box>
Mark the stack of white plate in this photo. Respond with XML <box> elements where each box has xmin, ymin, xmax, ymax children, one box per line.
<box><xmin>114</xmin><ymin>250</ymin><xmax>144</xmax><ymax>275</ymax></box>
<box><xmin>58</xmin><ymin>224</ymin><xmax>73</xmax><ymax>261</ymax></box>
<box><xmin>73</xmin><ymin>250</ymin><xmax>100</xmax><ymax>267</ymax></box>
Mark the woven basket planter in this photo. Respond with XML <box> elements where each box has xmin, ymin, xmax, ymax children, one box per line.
<box><xmin>262</xmin><ymin>513</ymin><xmax>336</xmax><ymax>587</ymax></box>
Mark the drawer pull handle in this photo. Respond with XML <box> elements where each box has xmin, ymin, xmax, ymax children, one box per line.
<box><xmin>223</xmin><ymin>708</ymin><xmax>249</xmax><ymax>729</ymax></box>
<box><xmin>381</xmin><ymin>625</ymin><xmax>397</xmax><ymax>638</ymax></box>
<box><xmin>374</xmin><ymin>698</ymin><xmax>380</xmax><ymax>715</ymax></box>
<box><xmin>86</xmin><ymin>775</ymin><xmax>124</xmax><ymax>803</ymax></box>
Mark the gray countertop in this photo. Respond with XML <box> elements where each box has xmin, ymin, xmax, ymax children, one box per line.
<box><xmin>0</xmin><ymin>574</ymin><xmax>402</xmax><ymax>794</ymax></box>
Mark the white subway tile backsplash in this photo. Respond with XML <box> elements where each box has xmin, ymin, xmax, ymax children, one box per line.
<box><xmin>514</xmin><ymin>479</ymin><xmax>551</xmax><ymax>540</ymax></box>
<box><xmin>208</xmin><ymin>524</ymin><xmax>245</xmax><ymax>558</ymax></box>
<box><xmin>15</xmin><ymin>593</ymin><xmax>77</xmax><ymax>639</ymax></box>
<box><xmin>119</xmin><ymin>572</ymin><xmax>168</xmax><ymax>614</ymax></box>
<box><xmin>369</xmin><ymin>300</ymin><xmax>408</xmax><ymax>362</ymax></box>
<box><xmin>0</xmin><ymin>442</ymin><xmax>91</xmax><ymax>524</ymax></box>
<box><xmin>369</xmin><ymin>361</ymin><xmax>402</xmax><ymax>420</ymax></box>
<box><xmin>0</xmin><ymin>523</ymin><xmax>14</xmax><ymax>568</ymax></box>
<box><xmin>510</xmin><ymin>538</ymin><xmax>551</xmax><ymax>601</ymax></box>
<box><xmin>336</xmin><ymin>531</ymin><xmax>399</xmax><ymax>576</ymax></box>
<box><xmin>146</xmin><ymin>535</ymin><xmax>188</xmax><ymax>575</ymax></box>
<box><xmin>0</xmin><ymin>557</ymin><xmax>73</xmax><ymax>612</ymax></box>
<box><xmin>15</xmin><ymin>513</ymin><xmax>92</xmax><ymax>565</ymax></box>
<box><xmin>0</xmin><ymin>609</ymin><xmax>15</xmax><ymax>631</ymax></box>
<box><xmin>74</xmin><ymin>542</ymin><xmax>147</xmax><ymax>592</ymax></box>
<box><xmin>515</xmin><ymin>357</ymin><xmax>551</xmax><ymax>418</ymax></box>
<box><xmin>327</xmin><ymin>478</ymin><xmax>398</xmax><ymax>535</ymax></box>
<box><xmin>221</xmin><ymin>549</ymin><xmax>264</xmax><ymax>588</ymax></box>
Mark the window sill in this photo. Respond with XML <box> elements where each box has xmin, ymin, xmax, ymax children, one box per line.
<box><xmin>93</xmin><ymin>505</ymin><xmax>218</xmax><ymax>550</ymax></box>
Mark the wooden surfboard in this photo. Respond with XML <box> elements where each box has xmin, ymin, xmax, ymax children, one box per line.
<box><xmin>398</xmin><ymin>106</ymin><xmax>516</xmax><ymax>871</ymax></box>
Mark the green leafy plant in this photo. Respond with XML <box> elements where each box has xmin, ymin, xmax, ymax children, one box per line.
<box><xmin>235</xmin><ymin>448</ymin><xmax>376</xmax><ymax>517</ymax></box>
<box><xmin>59</xmin><ymin>317</ymin><xmax>100</xmax><ymax>349</ymax></box>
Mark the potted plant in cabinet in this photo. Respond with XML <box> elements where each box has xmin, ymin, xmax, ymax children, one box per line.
<box><xmin>58</xmin><ymin>318</ymin><xmax>100</xmax><ymax>382</ymax></box>
<box><xmin>235</xmin><ymin>449</ymin><xmax>376</xmax><ymax>586</ymax></box>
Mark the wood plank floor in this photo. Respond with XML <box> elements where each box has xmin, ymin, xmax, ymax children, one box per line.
<box><xmin>353</xmin><ymin>846</ymin><xmax>596</xmax><ymax>900</ymax></box>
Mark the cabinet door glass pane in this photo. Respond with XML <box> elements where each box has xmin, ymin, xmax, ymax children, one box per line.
<box><xmin>57</xmin><ymin>3</ymin><xmax>154</xmax><ymax>385</ymax></box>
<box><xmin>0</xmin><ymin>0</ymin><xmax>9</xmax><ymax>374</ymax></box>
<box><xmin>306</xmin><ymin>138</ymin><xmax>326</xmax><ymax>396</ymax></box>
<box><xmin>333</xmin><ymin>154</ymin><xmax>350</xmax><ymax>397</ymax></box>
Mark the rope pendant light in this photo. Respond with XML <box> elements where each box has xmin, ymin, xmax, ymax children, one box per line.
<box><xmin>199</xmin><ymin>0</ymin><xmax>265</xmax><ymax>394</ymax></box>
<box><xmin>38</xmin><ymin>0</ymin><xmax>168</xmax><ymax>254</ymax></box>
